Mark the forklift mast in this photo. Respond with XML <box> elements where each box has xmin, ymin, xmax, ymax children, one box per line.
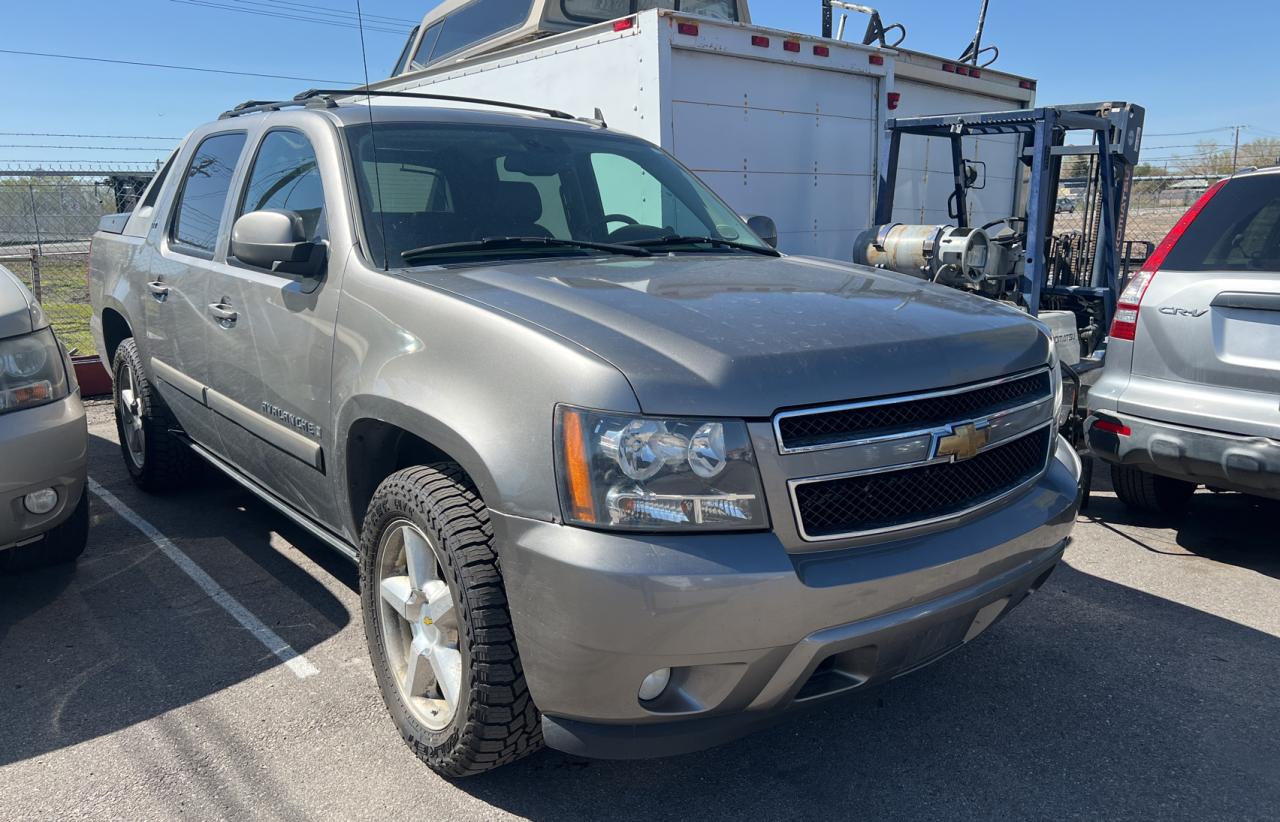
<box><xmin>873</xmin><ymin>102</ymin><xmax>1145</xmax><ymax>331</ymax></box>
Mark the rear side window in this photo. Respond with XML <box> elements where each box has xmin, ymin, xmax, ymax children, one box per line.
<box><xmin>419</xmin><ymin>0</ymin><xmax>532</xmax><ymax>66</ymax></box>
<box><xmin>240</xmin><ymin>130</ymin><xmax>326</xmax><ymax>240</ymax></box>
<box><xmin>1163</xmin><ymin>175</ymin><xmax>1280</xmax><ymax>272</ymax></box>
<box><xmin>171</xmin><ymin>132</ymin><xmax>247</xmax><ymax>255</ymax></box>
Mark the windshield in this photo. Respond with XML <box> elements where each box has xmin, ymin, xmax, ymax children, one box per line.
<box><xmin>345</xmin><ymin>121</ymin><xmax>768</xmax><ymax>268</ymax></box>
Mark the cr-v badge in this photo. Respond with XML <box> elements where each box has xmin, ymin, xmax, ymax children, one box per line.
<box><xmin>1158</xmin><ymin>307</ymin><xmax>1207</xmax><ymax>317</ymax></box>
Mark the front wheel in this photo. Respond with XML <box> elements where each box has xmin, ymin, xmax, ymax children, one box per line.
<box><xmin>360</xmin><ymin>464</ymin><xmax>542</xmax><ymax>777</ymax></box>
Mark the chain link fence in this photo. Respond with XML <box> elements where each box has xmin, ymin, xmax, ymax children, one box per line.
<box><xmin>0</xmin><ymin>164</ymin><xmax>156</xmax><ymax>356</ymax></box>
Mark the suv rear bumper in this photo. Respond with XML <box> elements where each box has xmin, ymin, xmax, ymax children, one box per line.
<box><xmin>492</xmin><ymin>438</ymin><xmax>1080</xmax><ymax>760</ymax></box>
<box><xmin>1087</xmin><ymin>410</ymin><xmax>1280</xmax><ymax>500</ymax></box>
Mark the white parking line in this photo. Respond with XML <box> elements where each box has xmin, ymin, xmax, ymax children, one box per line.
<box><xmin>87</xmin><ymin>477</ymin><xmax>320</xmax><ymax>680</ymax></box>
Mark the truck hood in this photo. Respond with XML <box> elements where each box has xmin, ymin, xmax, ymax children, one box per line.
<box><xmin>402</xmin><ymin>254</ymin><xmax>1049</xmax><ymax>417</ymax></box>
<box><xmin>0</xmin><ymin>265</ymin><xmax>37</xmax><ymax>339</ymax></box>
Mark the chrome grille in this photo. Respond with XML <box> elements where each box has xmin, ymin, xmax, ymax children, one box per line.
<box><xmin>791</xmin><ymin>426</ymin><xmax>1052</xmax><ymax>540</ymax></box>
<box><xmin>775</xmin><ymin>370</ymin><xmax>1052</xmax><ymax>454</ymax></box>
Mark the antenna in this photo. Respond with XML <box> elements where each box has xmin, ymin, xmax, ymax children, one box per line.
<box><xmin>354</xmin><ymin>0</ymin><xmax>390</xmax><ymax>270</ymax></box>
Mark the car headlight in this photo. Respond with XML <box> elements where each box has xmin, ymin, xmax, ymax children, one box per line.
<box><xmin>555</xmin><ymin>406</ymin><xmax>768</xmax><ymax>531</ymax></box>
<box><xmin>1045</xmin><ymin>332</ymin><xmax>1068</xmax><ymax>426</ymax></box>
<box><xmin>0</xmin><ymin>327</ymin><xmax>69</xmax><ymax>414</ymax></box>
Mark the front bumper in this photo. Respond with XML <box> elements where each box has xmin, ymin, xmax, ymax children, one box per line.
<box><xmin>0</xmin><ymin>392</ymin><xmax>88</xmax><ymax>550</ymax></box>
<box><xmin>1087</xmin><ymin>410</ymin><xmax>1280</xmax><ymax>500</ymax></box>
<box><xmin>492</xmin><ymin>439</ymin><xmax>1079</xmax><ymax>760</ymax></box>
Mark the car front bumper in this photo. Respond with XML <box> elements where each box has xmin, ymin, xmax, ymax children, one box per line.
<box><xmin>1087</xmin><ymin>410</ymin><xmax>1280</xmax><ymax>500</ymax></box>
<box><xmin>0</xmin><ymin>392</ymin><xmax>88</xmax><ymax>551</ymax></box>
<box><xmin>492</xmin><ymin>438</ymin><xmax>1080</xmax><ymax>760</ymax></box>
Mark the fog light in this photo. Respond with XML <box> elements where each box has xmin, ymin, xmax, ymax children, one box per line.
<box><xmin>24</xmin><ymin>488</ymin><xmax>57</xmax><ymax>515</ymax></box>
<box><xmin>638</xmin><ymin>667</ymin><xmax>672</xmax><ymax>702</ymax></box>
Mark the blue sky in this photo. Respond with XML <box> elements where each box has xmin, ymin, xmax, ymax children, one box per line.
<box><xmin>3</xmin><ymin>0</ymin><xmax>1277</xmax><ymax>171</ymax></box>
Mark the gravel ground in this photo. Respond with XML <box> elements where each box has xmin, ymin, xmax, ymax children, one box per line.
<box><xmin>1</xmin><ymin>400</ymin><xmax>1276</xmax><ymax>821</ymax></box>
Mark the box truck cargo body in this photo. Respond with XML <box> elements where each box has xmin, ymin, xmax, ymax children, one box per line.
<box><xmin>371</xmin><ymin>8</ymin><xmax>1035</xmax><ymax>261</ymax></box>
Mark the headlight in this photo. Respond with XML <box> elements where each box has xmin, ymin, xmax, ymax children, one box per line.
<box><xmin>0</xmin><ymin>327</ymin><xmax>69</xmax><ymax>414</ymax></box>
<box><xmin>556</xmin><ymin>406</ymin><xmax>768</xmax><ymax>531</ymax></box>
<box><xmin>1046</xmin><ymin>332</ymin><xmax>1067</xmax><ymax>426</ymax></box>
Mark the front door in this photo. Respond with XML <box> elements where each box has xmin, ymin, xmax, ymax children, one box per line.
<box><xmin>199</xmin><ymin>124</ymin><xmax>342</xmax><ymax>526</ymax></box>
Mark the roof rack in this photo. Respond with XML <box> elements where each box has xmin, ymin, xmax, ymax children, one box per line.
<box><xmin>219</xmin><ymin>88</ymin><xmax>606</xmax><ymax>128</ymax></box>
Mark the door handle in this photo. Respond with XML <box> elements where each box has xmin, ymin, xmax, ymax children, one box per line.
<box><xmin>208</xmin><ymin>301</ymin><xmax>238</xmax><ymax>326</ymax></box>
<box><xmin>147</xmin><ymin>280</ymin><xmax>169</xmax><ymax>302</ymax></box>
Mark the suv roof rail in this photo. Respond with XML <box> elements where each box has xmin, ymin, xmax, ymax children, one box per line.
<box><xmin>219</xmin><ymin>88</ymin><xmax>606</xmax><ymax>128</ymax></box>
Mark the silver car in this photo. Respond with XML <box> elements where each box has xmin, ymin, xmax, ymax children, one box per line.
<box><xmin>0</xmin><ymin>264</ymin><xmax>88</xmax><ymax>571</ymax></box>
<box><xmin>90</xmin><ymin>97</ymin><xmax>1080</xmax><ymax>775</ymax></box>
<box><xmin>1089</xmin><ymin>167</ymin><xmax>1280</xmax><ymax>512</ymax></box>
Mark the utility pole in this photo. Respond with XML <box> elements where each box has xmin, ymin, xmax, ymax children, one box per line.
<box><xmin>1231</xmin><ymin>125</ymin><xmax>1245</xmax><ymax>172</ymax></box>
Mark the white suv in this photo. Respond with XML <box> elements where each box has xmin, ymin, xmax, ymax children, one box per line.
<box><xmin>1088</xmin><ymin>168</ymin><xmax>1280</xmax><ymax>513</ymax></box>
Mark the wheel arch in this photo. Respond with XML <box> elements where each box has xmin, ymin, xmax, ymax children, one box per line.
<box><xmin>100</xmin><ymin>304</ymin><xmax>132</xmax><ymax>364</ymax></box>
<box><xmin>337</xmin><ymin>396</ymin><xmax>505</xmax><ymax>542</ymax></box>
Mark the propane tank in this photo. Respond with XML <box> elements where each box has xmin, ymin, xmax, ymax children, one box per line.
<box><xmin>854</xmin><ymin>223</ymin><xmax>992</xmax><ymax>285</ymax></box>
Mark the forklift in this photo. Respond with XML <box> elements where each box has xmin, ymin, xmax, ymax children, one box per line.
<box><xmin>853</xmin><ymin>102</ymin><xmax>1146</xmax><ymax>499</ymax></box>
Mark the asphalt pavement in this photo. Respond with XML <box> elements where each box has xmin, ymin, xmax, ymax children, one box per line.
<box><xmin>1</xmin><ymin>400</ymin><xmax>1277</xmax><ymax>821</ymax></box>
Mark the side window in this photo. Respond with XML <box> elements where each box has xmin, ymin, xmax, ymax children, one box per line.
<box><xmin>171</xmin><ymin>132</ymin><xmax>247</xmax><ymax>255</ymax></box>
<box><xmin>426</xmin><ymin>0</ymin><xmax>533</xmax><ymax>65</ymax></box>
<box><xmin>392</xmin><ymin>25</ymin><xmax>420</xmax><ymax>76</ymax></box>
<box><xmin>410</xmin><ymin>22</ymin><xmax>442</xmax><ymax>69</ymax></box>
<box><xmin>240</xmin><ymin>130</ymin><xmax>326</xmax><ymax>240</ymax></box>
<box><xmin>497</xmin><ymin>157</ymin><xmax>570</xmax><ymax>237</ymax></box>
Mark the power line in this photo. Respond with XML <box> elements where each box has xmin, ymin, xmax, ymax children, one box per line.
<box><xmin>231</xmin><ymin>0</ymin><xmax>418</xmax><ymax>26</ymax></box>
<box><xmin>0</xmin><ymin>48</ymin><xmax>359</xmax><ymax>84</ymax></box>
<box><xmin>0</xmin><ymin>144</ymin><xmax>171</xmax><ymax>151</ymax></box>
<box><xmin>0</xmin><ymin>131</ymin><xmax>182</xmax><ymax>140</ymax></box>
<box><xmin>1144</xmin><ymin>126</ymin><xmax>1238</xmax><ymax>137</ymax></box>
<box><xmin>168</xmin><ymin>0</ymin><xmax>411</xmax><ymax>35</ymax></box>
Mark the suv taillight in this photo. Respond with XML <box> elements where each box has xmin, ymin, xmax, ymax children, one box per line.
<box><xmin>1110</xmin><ymin>178</ymin><xmax>1228</xmax><ymax>341</ymax></box>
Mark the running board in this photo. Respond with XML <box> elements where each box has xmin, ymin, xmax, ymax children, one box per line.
<box><xmin>187</xmin><ymin>440</ymin><xmax>359</xmax><ymax>563</ymax></box>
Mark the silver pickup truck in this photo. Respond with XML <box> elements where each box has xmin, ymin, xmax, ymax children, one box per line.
<box><xmin>90</xmin><ymin>92</ymin><xmax>1080</xmax><ymax>776</ymax></box>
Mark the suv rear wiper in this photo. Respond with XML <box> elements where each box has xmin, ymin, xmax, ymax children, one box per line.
<box><xmin>402</xmin><ymin>236</ymin><xmax>653</xmax><ymax>263</ymax></box>
<box><xmin>619</xmin><ymin>235</ymin><xmax>781</xmax><ymax>257</ymax></box>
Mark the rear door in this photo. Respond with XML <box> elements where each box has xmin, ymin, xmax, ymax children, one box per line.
<box><xmin>1128</xmin><ymin>172</ymin><xmax>1280</xmax><ymax>438</ymax></box>
<box><xmin>148</xmin><ymin>130</ymin><xmax>250</xmax><ymax>451</ymax></box>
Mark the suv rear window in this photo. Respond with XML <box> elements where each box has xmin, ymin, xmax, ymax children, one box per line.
<box><xmin>1163</xmin><ymin>174</ymin><xmax>1280</xmax><ymax>272</ymax></box>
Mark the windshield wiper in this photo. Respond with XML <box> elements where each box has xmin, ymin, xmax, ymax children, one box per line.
<box><xmin>401</xmin><ymin>236</ymin><xmax>653</xmax><ymax>263</ymax></box>
<box><xmin>619</xmin><ymin>235</ymin><xmax>781</xmax><ymax>257</ymax></box>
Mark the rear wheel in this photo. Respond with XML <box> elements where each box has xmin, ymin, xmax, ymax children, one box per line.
<box><xmin>1110</xmin><ymin>463</ymin><xmax>1196</xmax><ymax>516</ymax></box>
<box><xmin>360</xmin><ymin>464</ymin><xmax>542</xmax><ymax>777</ymax></box>
<box><xmin>0</xmin><ymin>489</ymin><xmax>89</xmax><ymax>573</ymax></box>
<box><xmin>112</xmin><ymin>338</ymin><xmax>197</xmax><ymax>493</ymax></box>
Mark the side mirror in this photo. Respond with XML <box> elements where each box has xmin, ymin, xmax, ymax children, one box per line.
<box><xmin>230</xmin><ymin>209</ymin><xmax>325</xmax><ymax>277</ymax></box>
<box><xmin>745</xmin><ymin>215</ymin><xmax>778</xmax><ymax>249</ymax></box>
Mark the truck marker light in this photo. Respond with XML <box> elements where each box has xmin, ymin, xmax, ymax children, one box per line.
<box><xmin>677</xmin><ymin>22</ymin><xmax>699</xmax><ymax>36</ymax></box>
<box><xmin>813</xmin><ymin>45</ymin><xmax>830</xmax><ymax>57</ymax></box>
<box><xmin>783</xmin><ymin>40</ymin><xmax>801</xmax><ymax>53</ymax></box>
<box><xmin>613</xmin><ymin>17</ymin><xmax>635</xmax><ymax>32</ymax></box>
<box><xmin>1019</xmin><ymin>79</ymin><xmax>1035</xmax><ymax>90</ymax></box>
<box><xmin>969</xmin><ymin>69</ymin><xmax>982</xmax><ymax>78</ymax></box>
<box><xmin>562</xmin><ymin>409</ymin><xmax>597</xmax><ymax>521</ymax></box>
<box><xmin>1109</xmin><ymin>178</ymin><xmax>1228</xmax><ymax>341</ymax></box>
<box><xmin>868</xmin><ymin>54</ymin><xmax>884</xmax><ymax>65</ymax></box>
<box><xmin>942</xmin><ymin>63</ymin><xmax>956</xmax><ymax>72</ymax></box>
<box><xmin>954</xmin><ymin>65</ymin><xmax>970</xmax><ymax>76</ymax></box>
<box><xmin>751</xmin><ymin>35</ymin><xmax>769</xmax><ymax>47</ymax></box>
<box><xmin>1093</xmin><ymin>419</ymin><xmax>1131</xmax><ymax>437</ymax></box>
<box><xmin>887</xmin><ymin>92</ymin><xmax>901</xmax><ymax>110</ymax></box>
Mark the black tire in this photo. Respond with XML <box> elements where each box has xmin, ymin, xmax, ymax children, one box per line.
<box><xmin>112</xmin><ymin>338</ymin><xmax>197</xmax><ymax>493</ymax></box>
<box><xmin>360</xmin><ymin>464</ymin><xmax>542</xmax><ymax>777</ymax></box>
<box><xmin>1078</xmin><ymin>454</ymin><xmax>1094</xmax><ymax>512</ymax></box>
<box><xmin>1110</xmin><ymin>463</ymin><xmax>1196</xmax><ymax>516</ymax></box>
<box><xmin>0</xmin><ymin>489</ymin><xmax>89</xmax><ymax>573</ymax></box>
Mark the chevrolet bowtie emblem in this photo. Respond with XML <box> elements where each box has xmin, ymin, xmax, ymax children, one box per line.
<box><xmin>934</xmin><ymin>422</ymin><xmax>990</xmax><ymax>462</ymax></box>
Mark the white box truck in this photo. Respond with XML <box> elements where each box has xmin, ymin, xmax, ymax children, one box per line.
<box><xmin>369</xmin><ymin>2</ymin><xmax>1036</xmax><ymax>261</ymax></box>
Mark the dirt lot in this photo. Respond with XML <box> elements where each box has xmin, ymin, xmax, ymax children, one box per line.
<box><xmin>1</xmin><ymin>401</ymin><xmax>1277</xmax><ymax>821</ymax></box>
